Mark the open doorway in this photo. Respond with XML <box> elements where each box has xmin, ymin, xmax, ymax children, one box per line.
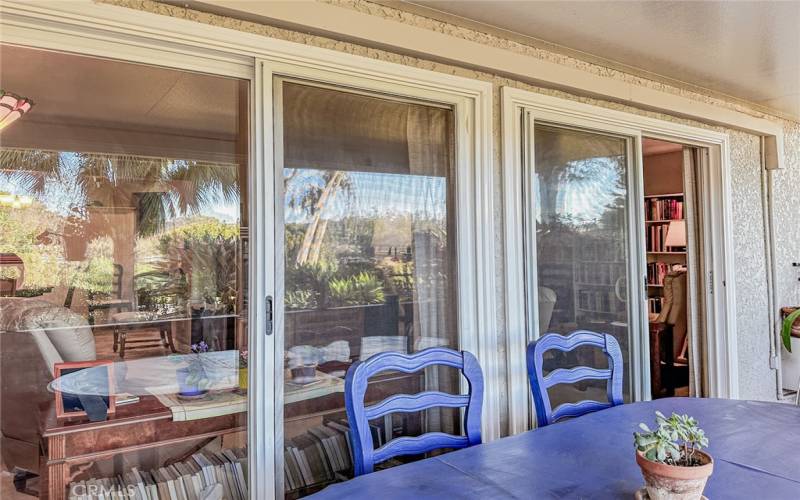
<box><xmin>642</xmin><ymin>137</ymin><xmax>706</xmax><ymax>399</ymax></box>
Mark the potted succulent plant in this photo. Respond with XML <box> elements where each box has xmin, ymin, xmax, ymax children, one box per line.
<box><xmin>634</xmin><ymin>411</ymin><xmax>712</xmax><ymax>500</ymax></box>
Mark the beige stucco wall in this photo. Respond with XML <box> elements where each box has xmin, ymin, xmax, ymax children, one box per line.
<box><xmin>98</xmin><ymin>0</ymin><xmax>799</xmax><ymax>421</ymax></box>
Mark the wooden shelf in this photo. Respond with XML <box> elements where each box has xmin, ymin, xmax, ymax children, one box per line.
<box><xmin>644</xmin><ymin>193</ymin><xmax>684</xmax><ymax>198</ymax></box>
<box><xmin>647</xmin><ymin>251</ymin><xmax>686</xmax><ymax>255</ymax></box>
<box><xmin>648</xmin><ymin>284</ymin><xmax>664</xmax><ymax>288</ymax></box>
<box><xmin>645</xmin><ymin>219</ymin><xmax>685</xmax><ymax>224</ymax></box>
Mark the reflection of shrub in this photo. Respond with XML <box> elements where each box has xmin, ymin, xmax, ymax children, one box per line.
<box><xmin>328</xmin><ymin>272</ymin><xmax>385</xmax><ymax>307</ymax></box>
<box><xmin>156</xmin><ymin>218</ymin><xmax>238</xmax><ymax>309</ymax></box>
<box><xmin>285</xmin><ymin>289</ymin><xmax>318</xmax><ymax>310</ymax></box>
<box><xmin>284</xmin><ymin>261</ymin><xmax>392</xmax><ymax>310</ymax></box>
<box><xmin>284</xmin><ymin>263</ymin><xmax>387</xmax><ymax>310</ymax></box>
<box><xmin>285</xmin><ymin>261</ymin><xmax>337</xmax><ymax>309</ymax></box>
<box><xmin>381</xmin><ymin>261</ymin><xmax>415</xmax><ymax>302</ymax></box>
<box><xmin>134</xmin><ymin>270</ymin><xmax>188</xmax><ymax>312</ymax></box>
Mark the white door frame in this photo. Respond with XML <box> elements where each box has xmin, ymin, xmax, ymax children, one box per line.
<box><xmin>263</xmin><ymin>59</ymin><xmax>498</xmax><ymax>494</ymax></box>
<box><xmin>502</xmin><ymin>87</ymin><xmax>738</xmax><ymax>435</ymax></box>
<box><xmin>1</xmin><ymin>2</ymin><xmax>499</xmax><ymax>498</ymax></box>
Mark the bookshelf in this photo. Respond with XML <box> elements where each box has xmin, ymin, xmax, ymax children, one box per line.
<box><xmin>645</xmin><ymin>193</ymin><xmax>686</xmax><ymax>316</ymax></box>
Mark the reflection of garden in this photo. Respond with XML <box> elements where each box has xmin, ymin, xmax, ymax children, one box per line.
<box><xmin>284</xmin><ymin>221</ymin><xmax>417</xmax><ymax>312</ymax></box>
<box><xmin>0</xmin><ymin>201</ymin><xmax>116</xmax><ymax>297</ymax></box>
<box><xmin>282</xmin><ymin>167</ymin><xmax>451</xmax><ymax>366</ymax></box>
<box><xmin>1</xmin><ymin>199</ymin><xmax>240</xmax><ymax>313</ymax></box>
<box><xmin>283</xmin><ymin>168</ymin><xmax>448</xmax><ymax>314</ymax></box>
<box><xmin>0</xmin><ymin>148</ymin><xmax>242</xmax><ymax>320</ymax></box>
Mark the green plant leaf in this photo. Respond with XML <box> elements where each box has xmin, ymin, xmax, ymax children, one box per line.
<box><xmin>781</xmin><ymin>308</ymin><xmax>800</xmax><ymax>353</ymax></box>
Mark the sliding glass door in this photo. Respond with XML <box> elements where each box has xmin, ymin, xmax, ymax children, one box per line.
<box><xmin>0</xmin><ymin>45</ymin><xmax>251</xmax><ymax>500</ymax></box>
<box><xmin>274</xmin><ymin>80</ymin><xmax>461</xmax><ymax>497</ymax></box>
<box><xmin>525</xmin><ymin>122</ymin><xmax>640</xmax><ymax>406</ymax></box>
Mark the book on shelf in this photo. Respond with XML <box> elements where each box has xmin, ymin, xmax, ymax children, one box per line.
<box><xmin>647</xmin><ymin>262</ymin><xmax>686</xmax><ymax>285</ymax></box>
<box><xmin>647</xmin><ymin>262</ymin><xmax>668</xmax><ymax>286</ymax></box>
<box><xmin>283</xmin><ymin>419</ymin><xmax>358</xmax><ymax>492</ymax></box>
<box><xmin>646</xmin><ymin>224</ymin><xmax>686</xmax><ymax>253</ymax></box>
<box><xmin>68</xmin><ymin>448</ymin><xmax>248</xmax><ymax>500</ymax></box>
<box><xmin>648</xmin><ymin>297</ymin><xmax>665</xmax><ymax>315</ymax></box>
<box><xmin>645</xmin><ymin>196</ymin><xmax>683</xmax><ymax>221</ymax></box>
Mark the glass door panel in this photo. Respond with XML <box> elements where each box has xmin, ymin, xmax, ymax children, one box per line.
<box><xmin>277</xmin><ymin>81</ymin><xmax>460</xmax><ymax>497</ymax></box>
<box><xmin>0</xmin><ymin>45</ymin><xmax>250</xmax><ymax>500</ymax></box>
<box><xmin>530</xmin><ymin>124</ymin><xmax>634</xmax><ymax>406</ymax></box>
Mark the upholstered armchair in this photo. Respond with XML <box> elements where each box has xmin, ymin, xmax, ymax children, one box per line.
<box><xmin>0</xmin><ymin>298</ymin><xmax>97</xmax><ymax>473</ymax></box>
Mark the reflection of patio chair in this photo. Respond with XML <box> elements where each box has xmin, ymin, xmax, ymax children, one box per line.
<box><xmin>85</xmin><ymin>264</ymin><xmax>133</xmax><ymax>325</ymax></box>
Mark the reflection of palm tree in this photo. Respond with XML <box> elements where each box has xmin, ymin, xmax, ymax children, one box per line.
<box><xmin>286</xmin><ymin>169</ymin><xmax>350</xmax><ymax>266</ymax></box>
<box><xmin>0</xmin><ymin>148</ymin><xmax>240</xmax><ymax>236</ymax></box>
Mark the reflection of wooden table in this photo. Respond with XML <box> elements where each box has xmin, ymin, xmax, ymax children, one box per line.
<box><xmin>284</xmin><ymin>370</ymin><xmax>345</xmax><ymax>405</ymax></box>
<box><xmin>111</xmin><ymin>312</ymin><xmax>180</xmax><ymax>358</ymax></box>
<box><xmin>39</xmin><ymin>395</ymin><xmax>245</xmax><ymax>500</ymax></box>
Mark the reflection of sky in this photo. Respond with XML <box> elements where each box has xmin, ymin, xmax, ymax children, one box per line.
<box><xmin>285</xmin><ymin>168</ymin><xmax>446</xmax><ymax>224</ymax></box>
<box><xmin>536</xmin><ymin>156</ymin><xmax>625</xmax><ymax>226</ymax></box>
<box><xmin>0</xmin><ymin>151</ymin><xmax>240</xmax><ymax>222</ymax></box>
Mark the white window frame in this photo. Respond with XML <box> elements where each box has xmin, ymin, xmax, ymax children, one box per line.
<box><xmin>265</xmin><ymin>61</ymin><xmax>497</xmax><ymax>495</ymax></box>
<box><xmin>1</xmin><ymin>2</ymin><xmax>500</xmax><ymax>498</ymax></box>
<box><xmin>502</xmin><ymin>87</ymin><xmax>738</xmax><ymax>435</ymax></box>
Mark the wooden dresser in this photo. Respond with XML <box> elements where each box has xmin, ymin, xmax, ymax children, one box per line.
<box><xmin>40</xmin><ymin>396</ymin><xmax>245</xmax><ymax>500</ymax></box>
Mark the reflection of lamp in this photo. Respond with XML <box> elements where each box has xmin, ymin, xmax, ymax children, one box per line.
<box><xmin>0</xmin><ymin>192</ymin><xmax>33</xmax><ymax>208</ymax></box>
<box><xmin>0</xmin><ymin>91</ymin><xmax>34</xmax><ymax>131</ymax></box>
<box><xmin>665</xmin><ymin>220</ymin><xmax>687</xmax><ymax>251</ymax></box>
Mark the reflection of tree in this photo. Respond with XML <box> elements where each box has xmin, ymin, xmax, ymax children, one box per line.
<box><xmin>0</xmin><ymin>148</ymin><xmax>240</xmax><ymax>236</ymax></box>
<box><xmin>1</xmin><ymin>148</ymin><xmax>241</xmax><ymax>298</ymax></box>
<box><xmin>151</xmin><ymin>218</ymin><xmax>239</xmax><ymax>310</ymax></box>
<box><xmin>538</xmin><ymin>156</ymin><xmax>626</xmax><ymax>228</ymax></box>
<box><xmin>285</xmin><ymin>169</ymin><xmax>350</xmax><ymax>266</ymax></box>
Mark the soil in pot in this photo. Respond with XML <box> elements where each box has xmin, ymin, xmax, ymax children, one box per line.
<box><xmin>636</xmin><ymin>450</ymin><xmax>713</xmax><ymax>500</ymax></box>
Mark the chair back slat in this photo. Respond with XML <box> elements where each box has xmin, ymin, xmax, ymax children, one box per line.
<box><xmin>345</xmin><ymin>346</ymin><xmax>483</xmax><ymax>476</ymax></box>
<box><xmin>543</xmin><ymin>367</ymin><xmax>612</xmax><ymax>388</ymax></box>
<box><xmin>551</xmin><ymin>400</ymin><xmax>613</xmax><ymax>422</ymax></box>
<box><xmin>364</xmin><ymin>391</ymin><xmax>470</xmax><ymax>420</ymax></box>
<box><xmin>527</xmin><ymin>330</ymin><xmax>623</xmax><ymax>427</ymax></box>
<box><xmin>372</xmin><ymin>433</ymin><xmax>470</xmax><ymax>465</ymax></box>
<box><xmin>356</xmin><ymin>347</ymin><xmax>466</xmax><ymax>378</ymax></box>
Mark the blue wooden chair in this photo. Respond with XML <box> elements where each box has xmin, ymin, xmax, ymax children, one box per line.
<box><xmin>344</xmin><ymin>347</ymin><xmax>484</xmax><ymax>476</ymax></box>
<box><xmin>527</xmin><ymin>330</ymin><xmax>623</xmax><ymax>427</ymax></box>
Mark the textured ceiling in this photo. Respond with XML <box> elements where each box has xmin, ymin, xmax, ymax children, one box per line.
<box><xmin>403</xmin><ymin>0</ymin><xmax>800</xmax><ymax>120</ymax></box>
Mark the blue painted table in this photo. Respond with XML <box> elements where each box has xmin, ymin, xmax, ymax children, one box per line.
<box><xmin>310</xmin><ymin>398</ymin><xmax>800</xmax><ymax>499</ymax></box>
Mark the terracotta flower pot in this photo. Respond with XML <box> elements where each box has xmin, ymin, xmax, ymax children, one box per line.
<box><xmin>636</xmin><ymin>450</ymin><xmax>713</xmax><ymax>500</ymax></box>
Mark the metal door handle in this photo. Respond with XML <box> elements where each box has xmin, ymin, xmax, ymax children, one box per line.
<box><xmin>266</xmin><ymin>295</ymin><xmax>273</xmax><ymax>335</ymax></box>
